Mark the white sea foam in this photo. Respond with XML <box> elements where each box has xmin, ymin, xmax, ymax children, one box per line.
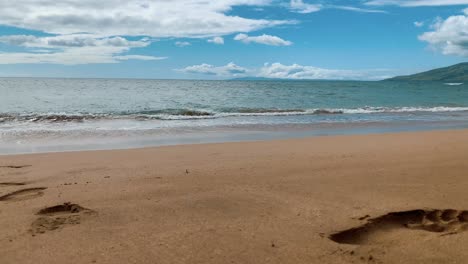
<box><xmin>2</xmin><ymin>106</ymin><xmax>468</xmax><ymax>122</ymax></box>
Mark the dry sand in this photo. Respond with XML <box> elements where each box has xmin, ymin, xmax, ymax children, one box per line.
<box><xmin>1</xmin><ymin>129</ymin><xmax>468</xmax><ymax>264</ymax></box>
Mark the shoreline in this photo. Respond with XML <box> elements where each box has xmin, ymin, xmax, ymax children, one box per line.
<box><xmin>1</xmin><ymin>129</ymin><xmax>468</xmax><ymax>263</ymax></box>
<box><xmin>2</xmin><ymin>120</ymin><xmax>468</xmax><ymax>155</ymax></box>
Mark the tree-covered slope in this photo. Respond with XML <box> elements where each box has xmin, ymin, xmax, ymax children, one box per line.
<box><xmin>386</xmin><ymin>63</ymin><xmax>468</xmax><ymax>82</ymax></box>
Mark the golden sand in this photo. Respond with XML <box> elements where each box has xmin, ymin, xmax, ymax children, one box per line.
<box><xmin>1</xmin><ymin>129</ymin><xmax>468</xmax><ymax>263</ymax></box>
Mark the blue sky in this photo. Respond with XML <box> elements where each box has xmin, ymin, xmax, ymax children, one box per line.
<box><xmin>0</xmin><ymin>0</ymin><xmax>468</xmax><ymax>80</ymax></box>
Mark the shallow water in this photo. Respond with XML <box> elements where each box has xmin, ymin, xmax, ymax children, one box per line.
<box><xmin>1</xmin><ymin>78</ymin><xmax>468</xmax><ymax>153</ymax></box>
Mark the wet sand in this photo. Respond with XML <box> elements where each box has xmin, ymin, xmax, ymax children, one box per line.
<box><xmin>1</xmin><ymin>129</ymin><xmax>468</xmax><ymax>263</ymax></box>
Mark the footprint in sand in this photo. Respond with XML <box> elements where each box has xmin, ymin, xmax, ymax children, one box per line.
<box><xmin>0</xmin><ymin>165</ymin><xmax>32</xmax><ymax>177</ymax></box>
<box><xmin>0</xmin><ymin>165</ymin><xmax>32</xmax><ymax>169</ymax></box>
<box><xmin>0</xmin><ymin>182</ymin><xmax>26</xmax><ymax>186</ymax></box>
<box><xmin>0</xmin><ymin>187</ymin><xmax>47</xmax><ymax>202</ymax></box>
<box><xmin>330</xmin><ymin>209</ymin><xmax>468</xmax><ymax>245</ymax></box>
<box><xmin>30</xmin><ymin>203</ymin><xmax>96</xmax><ymax>235</ymax></box>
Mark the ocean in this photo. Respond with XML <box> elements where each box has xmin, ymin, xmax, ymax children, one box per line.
<box><xmin>1</xmin><ymin>78</ymin><xmax>468</xmax><ymax>154</ymax></box>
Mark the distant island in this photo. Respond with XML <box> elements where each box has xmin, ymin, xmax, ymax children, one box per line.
<box><xmin>386</xmin><ymin>62</ymin><xmax>468</xmax><ymax>82</ymax></box>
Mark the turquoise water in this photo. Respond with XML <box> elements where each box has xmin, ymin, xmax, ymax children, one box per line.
<box><xmin>1</xmin><ymin>78</ymin><xmax>468</xmax><ymax>153</ymax></box>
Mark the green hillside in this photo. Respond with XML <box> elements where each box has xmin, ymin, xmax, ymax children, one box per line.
<box><xmin>386</xmin><ymin>62</ymin><xmax>468</xmax><ymax>82</ymax></box>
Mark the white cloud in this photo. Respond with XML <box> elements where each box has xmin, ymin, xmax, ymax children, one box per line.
<box><xmin>0</xmin><ymin>1</ymin><xmax>297</xmax><ymax>65</ymax></box>
<box><xmin>414</xmin><ymin>21</ymin><xmax>425</xmax><ymax>27</ymax></box>
<box><xmin>366</xmin><ymin>0</ymin><xmax>468</xmax><ymax>6</ymax></box>
<box><xmin>179</xmin><ymin>62</ymin><xmax>394</xmax><ymax>80</ymax></box>
<box><xmin>290</xmin><ymin>0</ymin><xmax>322</xmax><ymax>13</ymax></box>
<box><xmin>207</xmin><ymin>37</ymin><xmax>225</xmax><ymax>45</ymax></box>
<box><xmin>419</xmin><ymin>10</ymin><xmax>468</xmax><ymax>56</ymax></box>
<box><xmin>0</xmin><ymin>0</ymin><xmax>291</xmax><ymax>38</ymax></box>
<box><xmin>331</xmin><ymin>6</ymin><xmax>387</xmax><ymax>13</ymax></box>
<box><xmin>234</xmin><ymin>33</ymin><xmax>292</xmax><ymax>46</ymax></box>
<box><xmin>0</xmin><ymin>34</ymin><xmax>148</xmax><ymax>48</ymax></box>
<box><xmin>0</xmin><ymin>34</ymin><xmax>165</xmax><ymax>64</ymax></box>
<box><xmin>289</xmin><ymin>2</ymin><xmax>386</xmax><ymax>15</ymax></box>
<box><xmin>0</xmin><ymin>50</ymin><xmax>166</xmax><ymax>65</ymax></box>
<box><xmin>179</xmin><ymin>62</ymin><xmax>248</xmax><ymax>76</ymax></box>
<box><xmin>114</xmin><ymin>55</ymin><xmax>165</xmax><ymax>61</ymax></box>
<box><xmin>175</xmin><ymin>41</ymin><xmax>191</xmax><ymax>47</ymax></box>
<box><xmin>258</xmin><ymin>63</ymin><xmax>376</xmax><ymax>80</ymax></box>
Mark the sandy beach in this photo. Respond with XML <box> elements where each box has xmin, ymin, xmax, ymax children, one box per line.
<box><xmin>1</xmin><ymin>129</ymin><xmax>468</xmax><ymax>264</ymax></box>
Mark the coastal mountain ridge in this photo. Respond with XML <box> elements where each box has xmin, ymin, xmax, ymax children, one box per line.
<box><xmin>386</xmin><ymin>62</ymin><xmax>468</xmax><ymax>82</ymax></box>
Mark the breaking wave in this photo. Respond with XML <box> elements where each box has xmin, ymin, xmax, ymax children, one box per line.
<box><xmin>2</xmin><ymin>106</ymin><xmax>468</xmax><ymax>123</ymax></box>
